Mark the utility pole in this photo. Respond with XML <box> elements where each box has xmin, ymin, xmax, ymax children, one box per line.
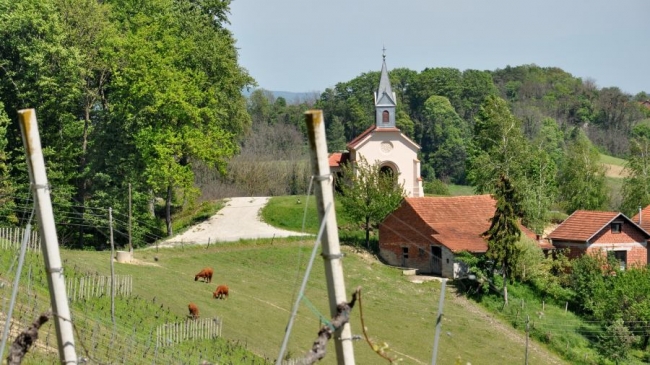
<box><xmin>109</xmin><ymin>207</ymin><xmax>115</xmax><ymax>324</ymax></box>
<box><xmin>525</xmin><ymin>315</ymin><xmax>530</xmax><ymax>365</ymax></box>
<box><xmin>304</xmin><ymin>110</ymin><xmax>356</xmax><ymax>364</ymax></box>
<box><xmin>128</xmin><ymin>183</ymin><xmax>133</xmax><ymax>255</ymax></box>
<box><xmin>431</xmin><ymin>278</ymin><xmax>447</xmax><ymax>365</ymax></box>
<box><xmin>18</xmin><ymin>109</ymin><xmax>78</xmax><ymax>364</ymax></box>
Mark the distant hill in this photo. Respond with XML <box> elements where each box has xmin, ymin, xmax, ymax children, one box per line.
<box><xmin>242</xmin><ymin>88</ymin><xmax>321</xmax><ymax>104</ymax></box>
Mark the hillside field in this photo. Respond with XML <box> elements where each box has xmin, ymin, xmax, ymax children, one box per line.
<box><xmin>59</xmin><ymin>240</ymin><xmax>566</xmax><ymax>365</ymax></box>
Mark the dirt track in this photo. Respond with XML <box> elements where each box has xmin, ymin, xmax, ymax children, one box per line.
<box><xmin>157</xmin><ymin>197</ymin><xmax>310</xmax><ymax>248</ymax></box>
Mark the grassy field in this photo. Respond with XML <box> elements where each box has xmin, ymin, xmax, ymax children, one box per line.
<box><xmin>55</xmin><ymin>239</ymin><xmax>569</xmax><ymax>365</ymax></box>
<box><xmin>599</xmin><ymin>153</ymin><xmax>627</xmax><ymax>167</ymax></box>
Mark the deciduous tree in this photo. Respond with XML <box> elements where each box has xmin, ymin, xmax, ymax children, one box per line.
<box><xmin>557</xmin><ymin>129</ymin><xmax>608</xmax><ymax>214</ymax></box>
<box><xmin>620</xmin><ymin>123</ymin><xmax>650</xmax><ymax>217</ymax></box>
<box><xmin>338</xmin><ymin>157</ymin><xmax>405</xmax><ymax>249</ymax></box>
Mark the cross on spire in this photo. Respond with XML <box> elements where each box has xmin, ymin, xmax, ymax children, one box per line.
<box><xmin>382</xmin><ymin>45</ymin><xmax>386</xmax><ymax>61</ymax></box>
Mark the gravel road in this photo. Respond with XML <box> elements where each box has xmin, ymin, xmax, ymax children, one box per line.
<box><xmin>157</xmin><ymin>197</ymin><xmax>310</xmax><ymax>247</ymax></box>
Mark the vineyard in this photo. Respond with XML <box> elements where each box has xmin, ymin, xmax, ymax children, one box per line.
<box><xmin>0</xmin><ymin>228</ymin><xmax>269</xmax><ymax>364</ymax></box>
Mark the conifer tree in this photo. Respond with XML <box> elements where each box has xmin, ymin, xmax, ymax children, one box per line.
<box><xmin>484</xmin><ymin>175</ymin><xmax>522</xmax><ymax>305</ymax></box>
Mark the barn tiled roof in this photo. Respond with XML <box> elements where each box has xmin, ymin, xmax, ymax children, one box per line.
<box><xmin>547</xmin><ymin>210</ymin><xmax>621</xmax><ymax>242</ymax></box>
<box><xmin>631</xmin><ymin>205</ymin><xmax>650</xmax><ymax>232</ymax></box>
<box><xmin>405</xmin><ymin>195</ymin><xmax>493</xmax><ymax>252</ymax></box>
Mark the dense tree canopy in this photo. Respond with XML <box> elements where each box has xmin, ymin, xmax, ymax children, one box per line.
<box><xmin>0</xmin><ymin>0</ymin><xmax>253</xmax><ymax>248</ymax></box>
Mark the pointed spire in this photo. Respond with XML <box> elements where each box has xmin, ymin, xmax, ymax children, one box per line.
<box><xmin>377</xmin><ymin>53</ymin><xmax>395</xmax><ymax>106</ymax></box>
<box><xmin>374</xmin><ymin>49</ymin><xmax>397</xmax><ymax>128</ymax></box>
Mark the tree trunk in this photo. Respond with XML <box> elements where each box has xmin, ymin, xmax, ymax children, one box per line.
<box><xmin>76</xmin><ymin>105</ymin><xmax>91</xmax><ymax>248</ymax></box>
<box><xmin>502</xmin><ymin>271</ymin><xmax>509</xmax><ymax>305</ymax></box>
<box><xmin>165</xmin><ymin>184</ymin><xmax>173</xmax><ymax>236</ymax></box>
<box><xmin>365</xmin><ymin>216</ymin><xmax>370</xmax><ymax>248</ymax></box>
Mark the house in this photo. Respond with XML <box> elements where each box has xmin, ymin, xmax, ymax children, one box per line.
<box><xmin>641</xmin><ymin>100</ymin><xmax>650</xmax><ymax>110</ymax></box>
<box><xmin>548</xmin><ymin>210</ymin><xmax>649</xmax><ymax>270</ymax></box>
<box><xmin>329</xmin><ymin>53</ymin><xmax>424</xmax><ymax>197</ymax></box>
<box><xmin>632</xmin><ymin>205</ymin><xmax>650</xmax><ymax>232</ymax></box>
<box><xmin>378</xmin><ymin>195</ymin><xmax>538</xmax><ymax>278</ymax></box>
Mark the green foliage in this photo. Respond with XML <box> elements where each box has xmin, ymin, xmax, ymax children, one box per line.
<box><xmin>338</xmin><ymin>156</ymin><xmax>405</xmax><ymax>249</ymax></box>
<box><xmin>569</xmin><ymin>253</ymin><xmax>610</xmax><ymax>314</ymax></box>
<box><xmin>620</xmin><ymin>123</ymin><xmax>650</xmax><ymax>216</ymax></box>
<box><xmin>423</xmin><ymin>178</ymin><xmax>450</xmax><ymax>196</ymax></box>
<box><xmin>0</xmin><ymin>0</ymin><xmax>253</xmax><ymax>247</ymax></box>
<box><xmin>512</xmin><ymin>241</ymin><xmax>572</xmax><ymax>302</ymax></box>
<box><xmin>0</xmin><ymin>103</ymin><xmax>16</xmax><ymax>224</ymax></box>
<box><xmin>420</xmin><ymin>95</ymin><xmax>470</xmax><ymax>183</ymax></box>
<box><xmin>467</xmin><ymin>95</ymin><xmax>528</xmax><ymax>193</ymax></box>
<box><xmin>557</xmin><ymin>129</ymin><xmax>608</xmax><ymax>213</ymax></box>
<box><xmin>596</xmin><ymin>319</ymin><xmax>637</xmax><ymax>364</ymax></box>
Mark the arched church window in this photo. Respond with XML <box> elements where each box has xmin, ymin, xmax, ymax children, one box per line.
<box><xmin>380</xmin><ymin>165</ymin><xmax>398</xmax><ymax>185</ymax></box>
<box><xmin>382</xmin><ymin>110</ymin><xmax>389</xmax><ymax>124</ymax></box>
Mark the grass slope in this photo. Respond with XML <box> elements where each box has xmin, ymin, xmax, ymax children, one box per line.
<box><xmin>60</xmin><ymin>240</ymin><xmax>566</xmax><ymax>365</ymax></box>
<box><xmin>0</xmin><ymin>247</ymin><xmax>268</xmax><ymax>364</ymax></box>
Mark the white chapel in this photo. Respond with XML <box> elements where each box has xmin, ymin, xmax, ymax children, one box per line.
<box><xmin>329</xmin><ymin>55</ymin><xmax>424</xmax><ymax>197</ymax></box>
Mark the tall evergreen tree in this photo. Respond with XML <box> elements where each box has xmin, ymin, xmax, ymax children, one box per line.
<box><xmin>484</xmin><ymin>175</ymin><xmax>522</xmax><ymax>305</ymax></box>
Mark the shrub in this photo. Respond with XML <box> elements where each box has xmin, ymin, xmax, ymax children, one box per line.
<box><xmin>424</xmin><ymin>179</ymin><xmax>450</xmax><ymax>196</ymax></box>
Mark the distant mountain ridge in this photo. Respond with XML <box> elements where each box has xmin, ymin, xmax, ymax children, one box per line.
<box><xmin>242</xmin><ymin>88</ymin><xmax>321</xmax><ymax>104</ymax></box>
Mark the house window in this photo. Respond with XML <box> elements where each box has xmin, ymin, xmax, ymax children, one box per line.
<box><xmin>609</xmin><ymin>250</ymin><xmax>627</xmax><ymax>270</ymax></box>
<box><xmin>402</xmin><ymin>247</ymin><xmax>409</xmax><ymax>259</ymax></box>
<box><xmin>382</xmin><ymin>110</ymin><xmax>389</xmax><ymax>124</ymax></box>
<box><xmin>611</xmin><ymin>222</ymin><xmax>622</xmax><ymax>234</ymax></box>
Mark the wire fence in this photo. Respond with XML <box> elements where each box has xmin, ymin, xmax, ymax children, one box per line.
<box><xmin>65</xmin><ymin>274</ymin><xmax>133</xmax><ymax>301</ymax></box>
<box><xmin>0</xmin><ymin>227</ymin><xmax>41</xmax><ymax>253</ymax></box>
<box><xmin>155</xmin><ymin>317</ymin><xmax>222</xmax><ymax>348</ymax></box>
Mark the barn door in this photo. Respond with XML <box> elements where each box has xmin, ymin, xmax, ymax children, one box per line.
<box><xmin>430</xmin><ymin>246</ymin><xmax>442</xmax><ymax>275</ymax></box>
<box><xmin>401</xmin><ymin>247</ymin><xmax>409</xmax><ymax>267</ymax></box>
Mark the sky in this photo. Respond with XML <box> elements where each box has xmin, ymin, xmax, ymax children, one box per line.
<box><xmin>227</xmin><ymin>0</ymin><xmax>649</xmax><ymax>96</ymax></box>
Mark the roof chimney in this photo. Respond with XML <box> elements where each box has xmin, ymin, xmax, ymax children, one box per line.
<box><xmin>639</xmin><ymin>206</ymin><xmax>642</xmax><ymax>225</ymax></box>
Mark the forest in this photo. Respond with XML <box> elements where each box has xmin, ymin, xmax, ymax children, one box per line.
<box><xmin>1</xmin><ymin>0</ymin><xmax>650</xmax><ymax>249</ymax></box>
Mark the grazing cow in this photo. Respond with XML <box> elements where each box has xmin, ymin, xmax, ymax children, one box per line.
<box><xmin>188</xmin><ymin>302</ymin><xmax>199</xmax><ymax>319</ymax></box>
<box><xmin>194</xmin><ymin>267</ymin><xmax>213</xmax><ymax>283</ymax></box>
<box><xmin>213</xmin><ymin>285</ymin><xmax>229</xmax><ymax>300</ymax></box>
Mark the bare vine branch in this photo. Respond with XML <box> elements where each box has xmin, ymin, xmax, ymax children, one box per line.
<box><xmin>7</xmin><ymin>311</ymin><xmax>51</xmax><ymax>365</ymax></box>
<box><xmin>295</xmin><ymin>287</ymin><xmax>360</xmax><ymax>365</ymax></box>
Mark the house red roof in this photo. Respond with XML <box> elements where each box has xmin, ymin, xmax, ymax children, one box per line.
<box><xmin>328</xmin><ymin>152</ymin><xmax>342</xmax><ymax>168</ymax></box>
<box><xmin>632</xmin><ymin>205</ymin><xmax>650</xmax><ymax>232</ymax></box>
<box><xmin>641</xmin><ymin>100</ymin><xmax>650</xmax><ymax>109</ymax></box>
<box><xmin>328</xmin><ymin>151</ymin><xmax>349</xmax><ymax>169</ymax></box>
<box><xmin>388</xmin><ymin>195</ymin><xmax>538</xmax><ymax>253</ymax></box>
<box><xmin>548</xmin><ymin>210</ymin><xmax>621</xmax><ymax>242</ymax></box>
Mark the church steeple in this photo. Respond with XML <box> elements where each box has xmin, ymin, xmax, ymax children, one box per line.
<box><xmin>374</xmin><ymin>48</ymin><xmax>397</xmax><ymax>128</ymax></box>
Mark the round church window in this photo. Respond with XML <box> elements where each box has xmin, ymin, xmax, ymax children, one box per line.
<box><xmin>380</xmin><ymin>141</ymin><xmax>393</xmax><ymax>154</ymax></box>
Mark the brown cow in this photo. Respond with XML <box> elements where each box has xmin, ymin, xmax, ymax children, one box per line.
<box><xmin>212</xmin><ymin>285</ymin><xmax>229</xmax><ymax>300</ymax></box>
<box><xmin>194</xmin><ymin>267</ymin><xmax>213</xmax><ymax>283</ymax></box>
<box><xmin>188</xmin><ymin>302</ymin><xmax>199</xmax><ymax>319</ymax></box>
